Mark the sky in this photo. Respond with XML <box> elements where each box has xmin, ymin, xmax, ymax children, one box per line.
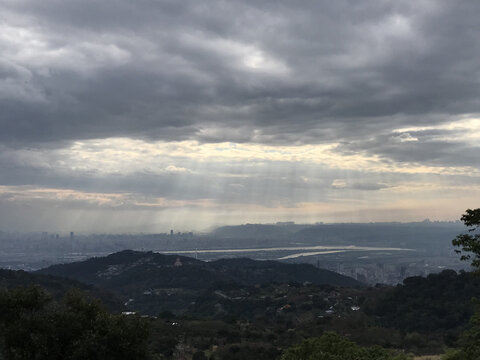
<box><xmin>0</xmin><ymin>0</ymin><xmax>479</xmax><ymax>233</ymax></box>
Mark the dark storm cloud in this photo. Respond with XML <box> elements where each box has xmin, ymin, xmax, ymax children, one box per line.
<box><xmin>1</xmin><ymin>0</ymin><xmax>480</xmax><ymax>154</ymax></box>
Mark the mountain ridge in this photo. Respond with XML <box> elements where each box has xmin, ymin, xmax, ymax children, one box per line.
<box><xmin>38</xmin><ymin>249</ymin><xmax>363</xmax><ymax>290</ymax></box>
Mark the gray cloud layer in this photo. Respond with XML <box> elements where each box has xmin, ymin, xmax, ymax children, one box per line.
<box><xmin>1</xmin><ymin>0</ymin><xmax>480</xmax><ymax>231</ymax></box>
<box><xmin>1</xmin><ymin>0</ymin><xmax>480</xmax><ymax>149</ymax></box>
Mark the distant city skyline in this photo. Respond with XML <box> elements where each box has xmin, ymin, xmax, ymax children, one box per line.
<box><xmin>0</xmin><ymin>218</ymin><xmax>464</xmax><ymax>235</ymax></box>
<box><xmin>1</xmin><ymin>1</ymin><xmax>479</xmax><ymax>232</ymax></box>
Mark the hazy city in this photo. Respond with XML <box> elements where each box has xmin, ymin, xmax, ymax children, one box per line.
<box><xmin>0</xmin><ymin>220</ymin><xmax>470</xmax><ymax>286</ymax></box>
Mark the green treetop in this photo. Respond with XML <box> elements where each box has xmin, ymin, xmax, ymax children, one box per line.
<box><xmin>452</xmin><ymin>208</ymin><xmax>480</xmax><ymax>269</ymax></box>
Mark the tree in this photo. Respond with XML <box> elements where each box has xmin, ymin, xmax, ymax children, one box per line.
<box><xmin>281</xmin><ymin>332</ymin><xmax>409</xmax><ymax>360</ymax></box>
<box><xmin>0</xmin><ymin>286</ymin><xmax>150</xmax><ymax>360</ymax></box>
<box><xmin>442</xmin><ymin>303</ymin><xmax>480</xmax><ymax>360</ymax></box>
<box><xmin>446</xmin><ymin>208</ymin><xmax>480</xmax><ymax>360</ymax></box>
<box><xmin>452</xmin><ymin>208</ymin><xmax>480</xmax><ymax>269</ymax></box>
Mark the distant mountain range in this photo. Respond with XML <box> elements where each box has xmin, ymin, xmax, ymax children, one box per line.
<box><xmin>214</xmin><ymin>222</ymin><xmax>464</xmax><ymax>250</ymax></box>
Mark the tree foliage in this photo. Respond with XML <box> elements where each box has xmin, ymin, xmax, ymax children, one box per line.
<box><xmin>442</xmin><ymin>302</ymin><xmax>480</xmax><ymax>360</ymax></box>
<box><xmin>447</xmin><ymin>208</ymin><xmax>480</xmax><ymax>359</ymax></box>
<box><xmin>0</xmin><ymin>286</ymin><xmax>150</xmax><ymax>360</ymax></box>
<box><xmin>281</xmin><ymin>332</ymin><xmax>410</xmax><ymax>360</ymax></box>
<box><xmin>364</xmin><ymin>270</ymin><xmax>480</xmax><ymax>338</ymax></box>
<box><xmin>452</xmin><ymin>208</ymin><xmax>480</xmax><ymax>269</ymax></box>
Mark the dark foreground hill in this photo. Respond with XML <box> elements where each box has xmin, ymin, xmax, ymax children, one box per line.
<box><xmin>364</xmin><ymin>269</ymin><xmax>480</xmax><ymax>337</ymax></box>
<box><xmin>5</xmin><ymin>253</ymin><xmax>480</xmax><ymax>356</ymax></box>
<box><xmin>38</xmin><ymin>250</ymin><xmax>363</xmax><ymax>290</ymax></box>
<box><xmin>37</xmin><ymin>250</ymin><xmax>362</xmax><ymax>315</ymax></box>
<box><xmin>0</xmin><ymin>268</ymin><xmax>122</xmax><ymax>311</ymax></box>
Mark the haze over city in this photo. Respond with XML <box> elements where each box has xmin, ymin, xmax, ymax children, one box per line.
<box><xmin>1</xmin><ymin>0</ymin><xmax>480</xmax><ymax>233</ymax></box>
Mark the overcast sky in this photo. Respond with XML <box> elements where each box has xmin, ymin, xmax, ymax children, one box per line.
<box><xmin>1</xmin><ymin>0</ymin><xmax>479</xmax><ymax>232</ymax></box>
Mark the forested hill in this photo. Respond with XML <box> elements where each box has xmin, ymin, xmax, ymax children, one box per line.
<box><xmin>4</xmin><ymin>255</ymin><xmax>480</xmax><ymax>356</ymax></box>
<box><xmin>38</xmin><ymin>250</ymin><xmax>363</xmax><ymax>290</ymax></box>
<box><xmin>0</xmin><ymin>268</ymin><xmax>121</xmax><ymax>310</ymax></box>
<box><xmin>364</xmin><ymin>269</ymin><xmax>480</xmax><ymax>337</ymax></box>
